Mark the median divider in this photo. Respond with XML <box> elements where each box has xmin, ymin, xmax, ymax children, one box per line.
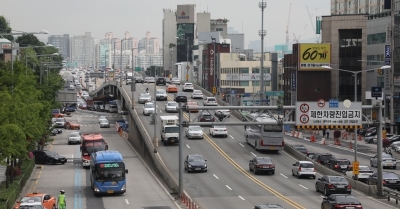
<box><xmin>284</xmin><ymin>143</ymin><xmax>376</xmax><ymax>196</ymax></box>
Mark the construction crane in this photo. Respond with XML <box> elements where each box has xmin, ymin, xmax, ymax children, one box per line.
<box><xmin>293</xmin><ymin>33</ymin><xmax>301</xmax><ymax>43</ymax></box>
<box><xmin>306</xmin><ymin>6</ymin><xmax>320</xmax><ymax>42</ymax></box>
<box><xmin>286</xmin><ymin>3</ymin><xmax>292</xmax><ymax>47</ymax></box>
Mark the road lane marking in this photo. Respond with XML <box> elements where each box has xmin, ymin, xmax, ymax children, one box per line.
<box><xmin>186</xmin><ymin>144</ymin><xmax>190</xmax><ymax>149</ymax></box>
<box><xmin>299</xmin><ymin>184</ymin><xmax>308</xmax><ymax>190</ymax></box>
<box><xmin>229</xmin><ymin>135</ymin><xmax>234</xmax><ymax>139</ymax></box>
<box><xmin>213</xmin><ymin>174</ymin><xmax>219</xmax><ymax>179</ymax></box>
<box><xmin>160</xmin><ymin>110</ymin><xmax>162</xmax><ymax>113</ymax></box>
<box><xmin>239</xmin><ymin>143</ymin><xmax>245</xmax><ymax>147</ymax></box>
<box><xmin>280</xmin><ymin>173</ymin><xmax>288</xmax><ymax>178</ymax></box>
<box><xmin>125</xmin><ymin>199</ymin><xmax>129</xmax><ymax>204</ymax></box>
<box><xmin>238</xmin><ymin>196</ymin><xmax>245</xmax><ymax>200</ymax></box>
<box><xmin>251</xmin><ymin>152</ymin><xmax>257</xmax><ymax>157</ymax></box>
<box><xmin>225</xmin><ymin>185</ymin><xmax>232</xmax><ymax>190</ymax></box>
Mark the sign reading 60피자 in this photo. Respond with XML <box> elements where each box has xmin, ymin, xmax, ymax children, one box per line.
<box><xmin>299</xmin><ymin>43</ymin><xmax>331</xmax><ymax>71</ymax></box>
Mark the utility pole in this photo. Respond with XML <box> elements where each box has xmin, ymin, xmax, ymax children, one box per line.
<box><xmin>259</xmin><ymin>0</ymin><xmax>267</xmax><ymax>107</ymax></box>
<box><xmin>390</xmin><ymin>0</ymin><xmax>395</xmax><ymax>134</ymax></box>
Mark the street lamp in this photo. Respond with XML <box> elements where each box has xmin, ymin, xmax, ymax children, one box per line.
<box><xmin>258</xmin><ymin>0</ymin><xmax>267</xmax><ymax>106</ymax></box>
<box><xmin>131</xmin><ymin>47</ymin><xmax>138</xmax><ymax>109</ymax></box>
<box><xmin>38</xmin><ymin>53</ymin><xmax>59</xmax><ymax>84</ymax></box>
<box><xmin>322</xmin><ymin>65</ymin><xmax>390</xmax><ymax>183</ymax></box>
<box><xmin>175</xmin><ymin>37</ymin><xmax>190</xmax><ymax>82</ymax></box>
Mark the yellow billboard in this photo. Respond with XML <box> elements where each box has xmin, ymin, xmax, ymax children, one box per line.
<box><xmin>299</xmin><ymin>43</ymin><xmax>331</xmax><ymax>70</ymax></box>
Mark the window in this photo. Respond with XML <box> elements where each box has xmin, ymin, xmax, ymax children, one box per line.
<box><xmin>193</xmin><ymin>45</ymin><xmax>199</xmax><ymax>50</ymax></box>
<box><xmin>240</xmin><ymin>68</ymin><xmax>249</xmax><ymax>73</ymax></box>
<box><xmin>252</xmin><ymin>68</ymin><xmax>260</xmax><ymax>73</ymax></box>
<box><xmin>367</xmin><ymin>32</ymin><xmax>386</xmax><ymax>45</ymax></box>
<box><xmin>240</xmin><ymin>81</ymin><xmax>249</xmax><ymax>86</ymax></box>
<box><xmin>216</xmin><ymin>28</ymin><xmax>223</xmax><ymax>31</ymax></box>
<box><xmin>252</xmin><ymin>81</ymin><xmax>260</xmax><ymax>86</ymax></box>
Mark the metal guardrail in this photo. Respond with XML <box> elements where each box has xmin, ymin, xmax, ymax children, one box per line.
<box><xmin>384</xmin><ymin>188</ymin><xmax>400</xmax><ymax>204</ymax></box>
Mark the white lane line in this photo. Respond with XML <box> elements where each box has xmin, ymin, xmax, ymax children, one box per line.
<box><xmin>186</xmin><ymin>144</ymin><xmax>190</xmax><ymax>149</ymax></box>
<box><xmin>251</xmin><ymin>152</ymin><xmax>257</xmax><ymax>157</ymax></box>
<box><xmin>225</xmin><ymin>185</ymin><xmax>232</xmax><ymax>190</ymax></box>
<box><xmin>238</xmin><ymin>196</ymin><xmax>245</xmax><ymax>200</ymax></box>
<box><xmin>299</xmin><ymin>184</ymin><xmax>308</xmax><ymax>190</ymax></box>
<box><xmin>71</xmin><ymin>154</ymin><xmax>74</xmax><ymax>159</ymax></box>
<box><xmin>229</xmin><ymin>135</ymin><xmax>234</xmax><ymax>139</ymax></box>
<box><xmin>213</xmin><ymin>174</ymin><xmax>219</xmax><ymax>179</ymax></box>
<box><xmin>125</xmin><ymin>199</ymin><xmax>129</xmax><ymax>204</ymax></box>
<box><xmin>280</xmin><ymin>173</ymin><xmax>288</xmax><ymax>178</ymax></box>
<box><xmin>159</xmin><ymin>110</ymin><xmax>162</xmax><ymax>113</ymax></box>
<box><xmin>239</xmin><ymin>143</ymin><xmax>245</xmax><ymax>147</ymax></box>
<box><xmin>156</xmin><ymin>105</ymin><xmax>158</xmax><ymax>108</ymax></box>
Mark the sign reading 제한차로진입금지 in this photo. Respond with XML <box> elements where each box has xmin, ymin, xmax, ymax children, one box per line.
<box><xmin>296</xmin><ymin>100</ymin><xmax>362</xmax><ymax>128</ymax></box>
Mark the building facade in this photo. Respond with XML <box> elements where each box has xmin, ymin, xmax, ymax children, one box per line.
<box><xmin>162</xmin><ymin>8</ymin><xmax>177</xmax><ymax>77</ymax></box>
<box><xmin>226</xmin><ymin>34</ymin><xmax>245</xmax><ymax>50</ymax></box>
<box><xmin>48</xmin><ymin>34</ymin><xmax>70</xmax><ymax>61</ymax></box>
<box><xmin>210</xmin><ymin>19</ymin><xmax>228</xmax><ymax>38</ymax></box>
<box><xmin>330</xmin><ymin>0</ymin><xmax>389</xmax><ymax>15</ymax></box>
<box><xmin>176</xmin><ymin>4</ymin><xmax>196</xmax><ymax>65</ymax></box>
<box><xmin>201</xmin><ymin>43</ymin><xmax>231</xmax><ymax>92</ymax></box>
<box><xmin>70</xmin><ymin>32</ymin><xmax>95</xmax><ymax>68</ymax></box>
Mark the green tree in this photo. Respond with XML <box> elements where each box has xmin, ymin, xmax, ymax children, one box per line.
<box><xmin>0</xmin><ymin>16</ymin><xmax>13</xmax><ymax>41</ymax></box>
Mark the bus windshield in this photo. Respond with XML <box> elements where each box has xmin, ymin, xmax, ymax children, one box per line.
<box><xmin>264</xmin><ymin>125</ymin><xmax>282</xmax><ymax>132</ymax></box>
<box><xmin>94</xmin><ymin>162</ymin><xmax>125</xmax><ymax>181</ymax></box>
<box><xmin>83</xmin><ymin>141</ymin><xmax>106</xmax><ymax>155</ymax></box>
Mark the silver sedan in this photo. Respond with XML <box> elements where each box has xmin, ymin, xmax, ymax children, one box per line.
<box><xmin>370</xmin><ymin>153</ymin><xmax>397</xmax><ymax>169</ymax></box>
<box><xmin>185</xmin><ymin>126</ymin><xmax>204</xmax><ymax>139</ymax></box>
<box><xmin>68</xmin><ymin>132</ymin><xmax>81</xmax><ymax>145</ymax></box>
<box><xmin>100</xmin><ymin>119</ymin><xmax>110</xmax><ymax>128</ymax></box>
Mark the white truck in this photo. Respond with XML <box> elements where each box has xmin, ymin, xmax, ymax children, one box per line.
<box><xmin>160</xmin><ymin>115</ymin><xmax>180</xmax><ymax>146</ymax></box>
<box><xmin>126</xmin><ymin>72</ymin><xmax>133</xmax><ymax>84</ymax></box>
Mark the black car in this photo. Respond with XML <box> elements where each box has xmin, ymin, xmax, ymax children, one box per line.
<box><xmin>292</xmin><ymin>144</ymin><xmax>308</xmax><ymax>154</ymax></box>
<box><xmin>184</xmin><ymin>154</ymin><xmax>207</xmax><ymax>173</ymax></box>
<box><xmin>312</xmin><ymin>153</ymin><xmax>336</xmax><ymax>165</ymax></box>
<box><xmin>135</xmin><ymin>77</ymin><xmax>144</xmax><ymax>83</ymax></box>
<box><xmin>315</xmin><ymin>175</ymin><xmax>352</xmax><ymax>195</ymax></box>
<box><xmin>321</xmin><ymin>194</ymin><xmax>362</xmax><ymax>209</ymax></box>
<box><xmin>174</xmin><ymin>92</ymin><xmax>187</xmax><ymax>103</ymax></box>
<box><xmin>32</xmin><ymin>150</ymin><xmax>67</xmax><ymax>165</ymax></box>
<box><xmin>156</xmin><ymin>77</ymin><xmax>166</xmax><ymax>85</ymax></box>
<box><xmin>254</xmin><ymin>204</ymin><xmax>285</xmax><ymax>209</ymax></box>
<box><xmin>327</xmin><ymin>159</ymin><xmax>351</xmax><ymax>173</ymax></box>
<box><xmin>249</xmin><ymin>157</ymin><xmax>275</xmax><ymax>175</ymax></box>
<box><xmin>198</xmin><ymin>112</ymin><xmax>215</xmax><ymax>124</ymax></box>
<box><xmin>367</xmin><ymin>171</ymin><xmax>400</xmax><ymax>190</ymax></box>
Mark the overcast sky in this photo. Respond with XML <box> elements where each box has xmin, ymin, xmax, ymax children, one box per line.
<box><xmin>0</xmin><ymin>0</ymin><xmax>330</xmax><ymax>47</ymax></box>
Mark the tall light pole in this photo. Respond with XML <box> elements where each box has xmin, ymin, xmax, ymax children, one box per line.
<box><xmin>131</xmin><ymin>47</ymin><xmax>138</xmax><ymax>109</ymax></box>
<box><xmin>323</xmin><ymin>65</ymin><xmax>390</xmax><ymax>182</ymax></box>
<box><xmin>259</xmin><ymin>0</ymin><xmax>267</xmax><ymax>106</ymax></box>
<box><xmin>38</xmin><ymin>53</ymin><xmax>59</xmax><ymax>84</ymax></box>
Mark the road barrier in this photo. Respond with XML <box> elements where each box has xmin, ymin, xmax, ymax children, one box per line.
<box><xmin>181</xmin><ymin>191</ymin><xmax>199</xmax><ymax>209</ymax></box>
<box><xmin>384</xmin><ymin>188</ymin><xmax>400</xmax><ymax>204</ymax></box>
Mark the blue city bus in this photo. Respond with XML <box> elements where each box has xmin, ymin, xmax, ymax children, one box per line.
<box><xmin>89</xmin><ymin>150</ymin><xmax>128</xmax><ymax>195</ymax></box>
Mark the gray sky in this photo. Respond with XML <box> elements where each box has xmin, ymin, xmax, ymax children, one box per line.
<box><xmin>0</xmin><ymin>0</ymin><xmax>330</xmax><ymax>47</ymax></box>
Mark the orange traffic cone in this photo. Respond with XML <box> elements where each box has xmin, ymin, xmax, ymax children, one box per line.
<box><xmin>310</xmin><ymin>135</ymin><xmax>315</xmax><ymax>142</ymax></box>
<box><xmin>349</xmin><ymin>141</ymin><xmax>353</xmax><ymax>149</ymax></box>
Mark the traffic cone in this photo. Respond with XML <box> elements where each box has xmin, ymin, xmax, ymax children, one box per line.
<box><xmin>321</xmin><ymin>138</ymin><xmax>326</xmax><ymax>145</ymax></box>
<box><xmin>349</xmin><ymin>141</ymin><xmax>353</xmax><ymax>149</ymax></box>
<box><xmin>310</xmin><ymin>135</ymin><xmax>315</xmax><ymax>142</ymax></box>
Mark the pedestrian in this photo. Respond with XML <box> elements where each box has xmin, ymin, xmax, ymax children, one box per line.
<box><xmin>326</xmin><ymin>129</ymin><xmax>330</xmax><ymax>139</ymax></box>
<box><xmin>57</xmin><ymin>190</ymin><xmax>66</xmax><ymax>209</ymax></box>
<box><xmin>322</xmin><ymin>128</ymin><xmax>326</xmax><ymax>138</ymax></box>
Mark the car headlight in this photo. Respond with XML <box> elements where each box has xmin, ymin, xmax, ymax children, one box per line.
<box><xmin>54</xmin><ymin>158</ymin><xmax>59</xmax><ymax>160</ymax></box>
<box><xmin>188</xmin><ymin>164</ymin><xmax>192</xmax><ymax>168</ymax></box>
<box><xmin>94</xmin><ymin>185</ymin><xmax>100</xmax><ymax>192</ymax></box>
<box><xmin>121</xmin><ymin>184</ymin><xmax>126</xmax><ymax>191</ymax></box>
<box><xmin>204</xmin><ymin>164</ymin><xmax>207</xmax><ymax>168</ymax></box>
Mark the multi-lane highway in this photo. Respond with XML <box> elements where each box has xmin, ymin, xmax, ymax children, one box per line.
<box><xmin>119</xmin><ymin>81</ymin><xmax>400</xmax><ymax>209</ymax></box>
<box><xmin>18</xmin><ymin>71</ymin><xmax>181</xmax><ymax>209</ymax></box>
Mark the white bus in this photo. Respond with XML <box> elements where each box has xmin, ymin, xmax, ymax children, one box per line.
<box><xmin>244</xmin><ymin>113</ymin><xmax>284</xmax><ymax>151</ymax></box>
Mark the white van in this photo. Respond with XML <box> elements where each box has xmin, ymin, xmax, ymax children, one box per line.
<box><xmin>109</xmin><ymin>104</ymin><xmax>118</xmax><ymax>113</ymax></box>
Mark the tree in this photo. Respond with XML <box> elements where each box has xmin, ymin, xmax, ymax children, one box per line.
<box><xmin>16</xmin><ymin>34</ymin><xmax>44</xmax><ymax>54</ymax></box>
<box><xmin>169</xmin><ymin>43</ymin><xmax>176</xmax><ymax>49</ymax></box>
<box><xmin>0</xmin><ymin>16</ymin><xmax>14</xmax><ymax>41</ymax></box>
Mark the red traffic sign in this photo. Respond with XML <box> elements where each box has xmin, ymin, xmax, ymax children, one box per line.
<box><xmin>317</xmin><ymin>99</ymin><xmax>325</xmax><ymax>108</ymax></box>
<box><xmin>299</xmin><ymin>103</ymin><xmax>309</xmax><ymax>113</ymax></box>
<box><xmin>299</xmin><ymin>114</ymin><xmax>309</xmax><ymax>124</ymax></box>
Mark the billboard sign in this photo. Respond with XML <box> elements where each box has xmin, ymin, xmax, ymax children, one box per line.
<box><xmin>299</xmin><ymin>43</ymin><xmax>331</xmax><ymax>70</ymax></box>
<box><xmin>177</xmin><ymin>4</ymin><xmax>195</xmax><ymax>24</ymax></box>
<box><xmin>296</xmin><ymin>100</ymin><xmax>362</xmax><ymax>127</ymax></box>
<box><xmin>226</xmin><ymin>74</ymin><xmax>271</xmax><ymax>81</ymax></box>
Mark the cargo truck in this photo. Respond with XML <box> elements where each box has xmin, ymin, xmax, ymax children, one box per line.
<box><xmin>160</xmin><ymin>115</ymin><xmax>179</xmax><ymax>146</ymax></box>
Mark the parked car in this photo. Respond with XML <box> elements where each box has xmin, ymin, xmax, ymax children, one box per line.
<box><xmin>315</xmin><ymin>175</ymin><xmax>352</xmax><ymax>195</ymax></box>
<box><xmin>32</xmin><ymin>150</ymin><xmax>67</xmax><ymax>165</ymax></box>
<box><xmin>365</xmin><ymin>127</ymin><xmax>377</xmax><ymax>137</ymax></box>
<box><xmin>164</xmin><ymin>101</ymin><xmax>179</xmax><ymax>113</ymax></box>
<box><xmin>174</xmin><ymin>92</ymin><xmax>187</xmax><ymax>103</ymax></box>
<box><xmin>203</xmin><ymin>97</ymin><xmax>218</xmax><ymax>106</ymax></box>
<box><xmin>311</xmin><ymin>153</ymin><xmax>336</xmax><ymax>165</ymax></box>
<box><xmin>292</xmin><ymin>144</ymin><xmax>308</xmax><ymax>154</ymax></box>
<box><xmin>185</xmin><ymin>126</ymin><xmax>204</xmax><ymax>139</ymax></box>
<box><xmin>370</xmin><ymin>153</ymin><xmax>397</xmax><ymax>169</ymax></box>
<box><xmin>209</xmin><ymin>125</ymin><xmax>228</xmax><ymax>137</ymax></box>
<box><xmin>191</xmin><ymin>90</ymin><xmax>203</xmax><ymax>99</ymax></box>
<box><xmin>360</xmin><ymin>127</ymin><xmax>376</xmax><ymax>136</ymax></box>
<box><xmin>291</xmin><ymin>161</ymin><xmax>316</xmax><ymax>179</ymax></box>
<box><xmin>68</xmin><ymin>132</ymin><xmax>81</xmax><ymax>145</ymax></box>
<box><xmin>321</xmin><ymin>194</ymin><xmax>363</xmax><ymax>209</ymax></box>
<box><xmin>327</xmin><ymin>159</ymin><xmax>352</xmax><ymax>173</ymax></box>
<box><xmin>388</xmin><ymin>135</ymin><xmax>400</xmax><ymax>144</ymax></box>
<box><xmin>367</xmin><ymin>171</ymin><xmax>400</xmax><ymax>190</ymax></box>
<box><xmin>345</xmin><ymin>165</ymin><xmax>373</xmax><ymax>181</ymax></box>
<box><xmin>184</xmin><ymin>154</ymin><xmax>207</xmax><ymax>173</ymax></box>
<box><xmin>249</xmin><ymin>156</ymin><xmax>275</xmax><ymax>175</ymax></box>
